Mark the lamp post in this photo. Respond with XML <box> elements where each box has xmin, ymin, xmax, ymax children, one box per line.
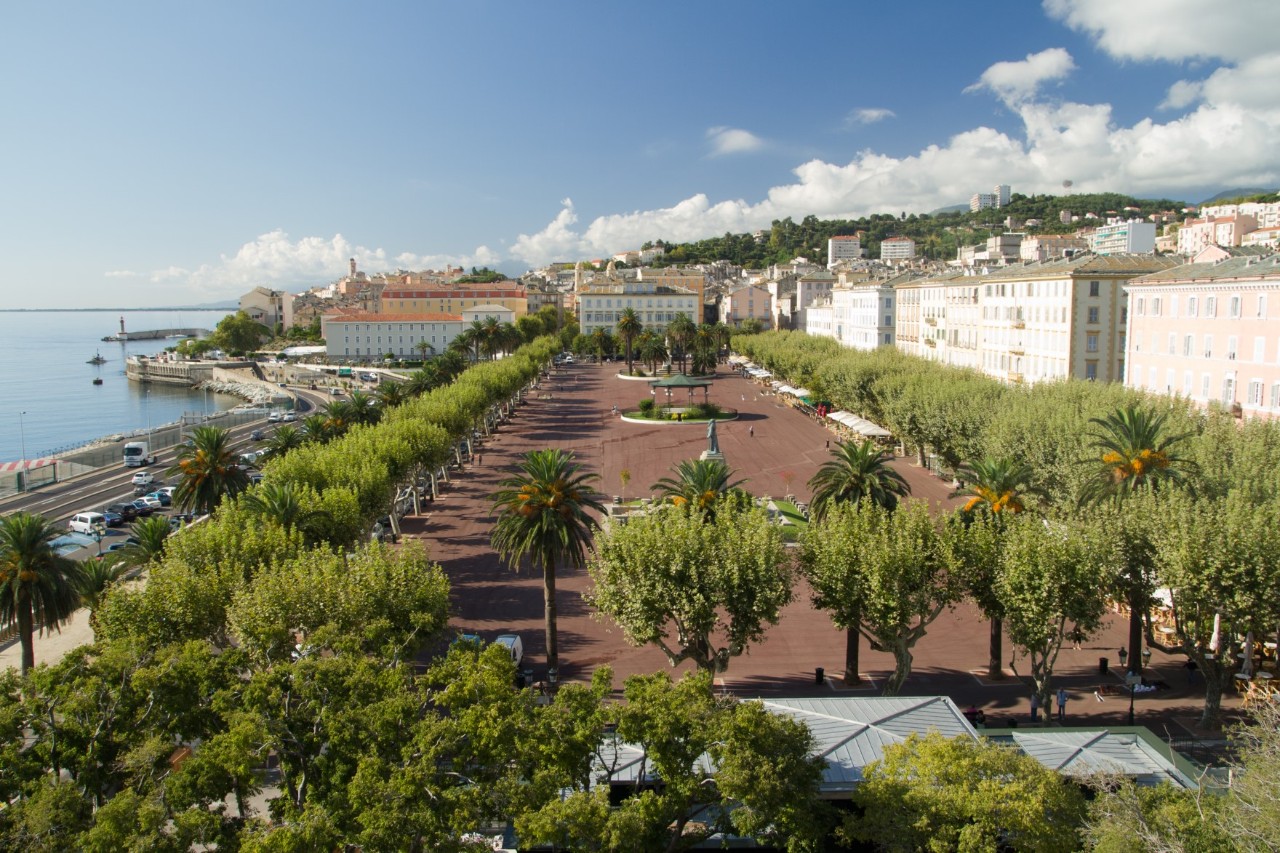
<box><xmin>91</xmin><ymin>523</ymin><xmax>105</xmax><ymax>558</ymax></box>
<box><xmin>18</xmin><ymin>410</ymin><xmax>27</xmax><ymax>462</ymax></box>
<box><xmin>1117</xmin><ymin>647</ymin><xmax>1128</xmax><ymax>671</ymax></box>
<box><xmin>1141</xmin><ymin>647</ymin><xmax>1152</xmax><ymax>672</ymax></box>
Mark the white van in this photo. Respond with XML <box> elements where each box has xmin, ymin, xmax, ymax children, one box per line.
<box><xmin>69</xmin><ymin>512</ymin><xmax>107</xmax><ymax>535</ymax></box>
<box><xmin>493</xmin><ymin>634</ymin><xmax>524</xmax><ymax>668</ymax></box>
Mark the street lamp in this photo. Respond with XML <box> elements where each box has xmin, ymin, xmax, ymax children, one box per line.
<box><xmin>91</xmin><ymin>523</ymin><xmax>105</xmax><ymax>558</ymax></box>
<box><xmin>1141</xmin><ymin>647</ymin><xmax>1152</xmax><ymax>671</ymax></box>
<box><xmin>1117</xmin><ymin>647</ymin><xmax>1128</xmax><ymax>670</ymax></box>
<box><xmin>18</xmin><ymin>410</ymin><xmax>27</xmax><ymax>462</ymax></box>
<box><xmin>1125</xmin><ymin>672</ymin><xmax>1140</xmax><ymax>726</ymax></box>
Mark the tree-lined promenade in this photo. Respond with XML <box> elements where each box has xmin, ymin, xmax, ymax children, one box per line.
<box><xmin>4</xmin><ymin>318</ymin><xmax>1279</xmax><ymax>849</ymax></box>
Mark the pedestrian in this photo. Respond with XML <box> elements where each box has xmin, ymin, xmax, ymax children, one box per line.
<box><xmin>748</xmin><ymin>425</ymin><xmax>754</xmax><ymax>437</ymax></box>
<box><xmin>741</xmin><ymin>394</ymin><xmax>746</xmax><ymax>402</ymax></box>
<box><xmin>1056</xmin><ymin>687</ymin><xmax>1068</xmax><ymax>722</ymax></box>
<box><xmin>475</xmin><ymin>453</ymin><xmax>482</xmax><ymax>466</ymax></box>
<box><xmin>1029</xmin><ymin>693</ymin><xmax>1039</xmax><ymax>723</ymax></box>
<box><xmin>825</xmin><ymin>439</ymin><xmax>830</xmax><ymax>450</ymax></box>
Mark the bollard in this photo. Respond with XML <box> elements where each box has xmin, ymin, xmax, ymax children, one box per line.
<box><xmin>815</xmin><ymin>667</ymin><xmax>825</xmax><ymax>685</ymax></box>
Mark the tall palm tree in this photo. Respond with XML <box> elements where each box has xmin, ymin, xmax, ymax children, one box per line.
<box><xmin>0</xmin><ymin>512</ymin><xmax>84</xmax><ymax>674</ymax></box>
<box><xmin>168</xmin><ymin>425</ymin><xmax>251</xmax><ymax>516</ymax></box>
<box><xmin>806</xmin><ymin>440</ymin><xmax>910</xmax><ymax>686</ymax></box>
<box><xmin>490</xmin><ymin>449</ymin><xmax>604</xmax><ymax>677</ymax></box>
<box><xmin>951</xmin><ymin>458</ymin><xmax>1046</xmax><ymax>517</ymax></box>
<box><xmin>322</xmin><ymin>400</ymin><xmax>358</xmax><ymax>436</ymax></box>
<box><xmin>114</xmin><ymin>515</ymin><xmax>172</xmax><ymax>569</ymax></box>
<box><xmin>260</xmin><ymin>424</ymin><xmax>306</xmax><ymax>461</ymax></box>
<box><xmin>691</xmin><ymin>324</ymin><xmax>718</xmax><ymax>375</ymax></box>
<box><xmin>413</xmin><ymin>340</ymin><xmax>434</xmax><ymax>362</ymax></box>
<box><xmin>638</xmin><ymin>332</ymin><xmax>668</xmax><ymax>375</ymax></box>
<box><xmin>807</xmin><ymin>439</ymin><xmax>911</xmax><ymax>521</ymax></box>
<box><xmin>616</xmin><ymin>308</ymin><xmax>643</xmax><ymax>376</ymax></box>
<box><xmin>950</xmin><ymin>457</ymin><xmax>1046</xmax><ymax>680</ymax></box>
<box><xmin>75</xmin><ymin>557</ymin><xmax>130</xmax><ymax>628</ymax></box>
<box><xmin>666</xmin><ymin>313</ymin><xmax>696</xmax><ymax>374</ymax></box>
<box><xmin>1081</xmin><ymin>405</ymin><xmax>1197</xmax><ymax>674</ymax></box>
<box><xmin>346</xmin><ymin>390</ymin><xmax>381</xmax><ymax>427</ymax></box>
<box><xmin>374</xmin><ymin>381</ymin><xmax>407</xmax><ymax>409</ymax></box>
<box><xmin>650</xmin><ymin>458</ymin><xmax>748</xmax><ymax>521</ymax></box>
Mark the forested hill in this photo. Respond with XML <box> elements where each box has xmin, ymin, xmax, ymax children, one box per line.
<box><xmin>645</xmin><ymin>192</ymin><xmax>1186</xmax><ymax>268</ymax></box>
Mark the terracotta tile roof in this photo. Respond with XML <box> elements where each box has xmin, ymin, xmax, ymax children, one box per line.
<box><xmin>325</xmin><ymin>312</ymin><xmax>464</xmax><ymax>322</ymax></box>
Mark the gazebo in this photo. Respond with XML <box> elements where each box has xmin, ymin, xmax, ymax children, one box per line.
<box><xmin>648</xmin><ymin>373</ymin><xmax>712</xmax><ymax>407</ymax></box>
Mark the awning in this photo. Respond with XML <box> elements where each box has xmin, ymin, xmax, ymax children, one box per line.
<box><xmin>825</xmin><ymin>411</ymin><xmax>891</xmax><ymax>437</ymax></box>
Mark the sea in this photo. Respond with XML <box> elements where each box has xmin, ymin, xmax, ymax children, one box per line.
<box><xmin>0</xmin><ymin>309</ymin><xmax>239</xmax><ymax>464</ymax></box>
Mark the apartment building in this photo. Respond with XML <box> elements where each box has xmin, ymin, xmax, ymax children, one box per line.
<box><xmin>879</xmin><ymin>236</ymin><xmax>917</xmax><ymax>262</ymax></box>
<box><xmin>829</xmin><ymin>280</ymin><xmax>898</xmax><ymax>350</ymax></box>
<box><xmin>1177</xmin><ymin>215</ymin><xmax>1259</xmax><ymax>256</ymax></box>
<box><xmin>827</xmin><ymin>235</ymin><xmax>863</xmax><ymax>267</ymax></box>
<box><xmin>380</xmin><ymin>283</ymin><xmax>529</xmax><ymax>318</ymax></box>
<box><xmin>1020</xmin><ymin>235</ymin><xmax>1089</xmax><ymax>262</ymax></box>
<box><xmin>720</xmin><ymin>284</ymin><xmax>773</xmax><ymax>328</ymax></box>
<box><xmin>321</xmin><ymin>312</ymin><xmax>464</xmax><ymax>360</ymax></box>
<box><xmin>1124</xmin><ymin>253</ymin><xmax>1280</xmax><ymax>420</ymax></box>
<box><xmin>894</xmin><ymin>272</ymin><xmax>968</xmax><ymax>366</ymax></box>
<box><xmin>575</xmin><ymin>281</ymin><xmax>699</xmax><ymax>336</ymax></box>
<box><xmin>794</xmin><ymin>271</ymin><xmax>836</xmax><ymax>330</ymax></box>
<box><xmin>1088</xmin><ymin>220</ymin><xmax>1156</xmax><ymax>255</ymax></box>
<box><xmin>634</xmin><ymin>267</ymin><xmax>707</xmax><ymax>308</ymax></box>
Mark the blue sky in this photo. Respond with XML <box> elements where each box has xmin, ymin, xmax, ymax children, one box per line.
<box><xmin>3</xmin><ymin>0</ymin><xmax>1278</xmax><ymax>308</ymax></box>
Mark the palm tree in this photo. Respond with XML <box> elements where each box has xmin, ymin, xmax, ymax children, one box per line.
<box><xmin>638</xmin><ymin>332</ymin><xmax>667</xmax><ymax>375</ymax></box>
<box><xmin>374</xmin><ymin>381</ymin><xmax>407</xmax><ymax>409</ymax></box>
<box><xmin>490</xmin><ymin>449</ymin><xmax>604</xmax><ymax>677</ymax></box>
<box><xmin>666</xmin><ymin>313</ymin><xmax>696</xmax><ymax>374</ymax></box>
<box><xmin>260</xmin><ymin>424</ymin><xmax>306</xmax><ymax>461</ymax></box>
<box><xmin>168</xmin><ymin>425</ymin><xmax>251</xmax><ymax>516</ymax></box>
<box><xmin>616</xmin><ymin>308</ymin><xmax>643</xmax><ymax>375</ymax></box>
<box><xmin>950</xmin><ymin>457</ymin><xmax>1046</xmax><ymax>680</ymax></box>
<box><xmin>300</xmin><ymin>414</ymin><xmax>332</xmax><ymax>444</ymax></box>
<box><xmin>414</xmin><ymin>340</ymin><xmax>434</xmax><ymax>362</ymax></box>
<box><xmin>650</xmin><ymin>458</ymin><xmax>748</xmax><ymax>520</ymax></box>
<box><xmin>75</xmin><ymin>557</ymin><xmax>130</xmax><ymax>628</ymax></box>
<box><xmin>1081</xmin><ymin>405</ymin><xmax>1197</xmax><ymax>674</ymax></box>
<box><xmin>322</xmin><ymin>400</ymin><xmax>358</xmax><ymax>436</ymax></box>
<box><xmin>114</xmin><ymin>515</ymin><xmax>173</xmax><ymax>569</ymax></box>
<box><xmin>1080</xmin><ymin>405</ymin><xmax>1196</xmax><ymax>505</ymax></box>
<box><xmin>346</xmin><ymin>390</ymin><xmax>381</xmax><ymax>427</ymax></box>
<box><xmin>806</xmin><ymin>440</ymin><xmax>910</xmax><ymax>686</ymax></box>
<box><xmin>951</xmin><ymin>458</ymin><xmax>1046</xmax><ymax>517</ymax></box>
<box><xmin>807</xmin><ymin>439</ymin><xmax>911</xmax><ymax>521</ymax></box>
<box><xmin>242</xmin><ymin>482</ymin><xmax>332</xmax><ymax>546</ymax></box>
<box><xmin>0</xmin><ymin>512</ymin><xmax>84</xmax><ymax>674</ymax></box>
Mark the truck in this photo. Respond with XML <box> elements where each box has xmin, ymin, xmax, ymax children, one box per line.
<box><xmin>122</xmin><ymin>441</ymin><xmax>156</xmax><ymax>468</ymax></box>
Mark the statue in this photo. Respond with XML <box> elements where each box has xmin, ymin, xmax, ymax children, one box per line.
<box><xmin>605</xmin><ymin>259</ymin><xmax>617</xmax><ymax>280</ymax></box>
<box><xmin>706</xmin><ymin>418</ymin><xmax>719</xmax><ymax>454</ymax></box>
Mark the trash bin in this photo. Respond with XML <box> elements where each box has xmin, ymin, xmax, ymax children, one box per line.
<box><xmin>1099</xmin><ymin>657</ymin><xmax>1109</xmax><ymax>675</ymax></box>
<box><xmin>815</xmin><ymin>667</ymin><xmax>825</xmax><ymax>685</ymax></box>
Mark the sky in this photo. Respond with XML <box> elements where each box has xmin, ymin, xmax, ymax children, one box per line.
<box><xmin>3</xmin><ymin>0</ymin><xmax>1279</xmax><ymax>309</ymax></box>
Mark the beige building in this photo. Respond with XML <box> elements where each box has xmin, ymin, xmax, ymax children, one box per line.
<box><xmin>239</xmin><ymin>286</ymin><xmax>295</xmax><ymax>332</ymax></box>
<box><xmin>576</xmin><ymin>280</ymin><xmax>699</xmax><ymax>336</ymax></box>
<box><xmin>720</xmin><ymin>284</ymin><xmax>773</xmax><ymax>328</ymax></box>
<box><xmin>1124</xmin><ymin>253</ymin><xmax>1280</xmax><ymax>419</ymax></box>
<box><xmin>634</xmin><ymin>267</ymin><xmax>707</xmax><ymax>309</ymax></box>
<box><xmin>380</xmin><ymin>283</ymin><xmax>528</xmax><ymax>318</ymax></box>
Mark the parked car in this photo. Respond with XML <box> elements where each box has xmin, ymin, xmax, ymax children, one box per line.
<box><xmin>157</xmin><ymin>486</ymin><xmax>177</xmax><ymax>499</ymax></box>
<box><xmin>267</xmin><ymin>412</ymin><xmax>283</xmax><ymax>423</ymax></box>
<box><xmin>101</xmin><ymin>510</ymin><xmax>124</xmax><ymax>528</ymax></box>
<box><xmin>250</xmin><ymin>429</ymin><xmax>265</xmax><ymax>441</ymax></box>
<box><xmin>248</xmin><ymin>472</ymin><xmax>265</xmax><ymax>484</ymax></box>
<box><xmin>131</xmin><ymin>471</ymin><xmax>155</xmax><ymax>487</ymax></box>
<box><xmin>105</xmin><ymin>502</ymin><xmax>139</xmax><ymax>522</ymax></box>
<box><xmin>130</xmin><ymin>499</ymin><xmax>155</xmax><ymax>517</ymax></box>
<box><xmin>146</xmin><ymin>490</ymin><xmax>171</xmax><ymax>507</ymax></box>
<box><xmin>134</xmin><ymin>494</ymin><xmax>164</xmax><ymax>511</ymax></box>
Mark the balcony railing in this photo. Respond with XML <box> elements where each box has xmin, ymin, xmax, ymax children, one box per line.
<box><xmin>1011</xmin><ymin>320</ymin><xmax>1025</xmax><ymax>329</ymax></box>
<box><xmin>1009</xmin><ymin>347</ymin><xmax>1024</xmax><ymax>356</ymax></box>
<box><xmin>1008</xmin><ymin>371</ymin><xmax>1024</xmax><ymax>383</ymax></box>
<box><xmin>924</xmin><ymin>338</ymin><xmax>937</xmax><ymax>348</ymax></box>
<box><xmin>925</xmin><ymin>317</ymin><xmax>937</xmax><ymax>326</ymax></box>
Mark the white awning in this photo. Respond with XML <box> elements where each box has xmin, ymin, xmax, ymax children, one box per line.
<box><xmin>825</xmin><ymin>411</ymin><xmax>891</xmax><ymax>437</ymax></box>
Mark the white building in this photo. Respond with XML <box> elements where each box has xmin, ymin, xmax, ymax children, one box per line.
<box><xmin>1088</xmin><ymin>220</ymin><xmax>1156</xmax><ymax>255</ymax></box>
<box><xmin>829</xmin><ymin>281</ymin><xmax>898</xmax><ymax>350</ymax></box>
<box><xmin>321</xmin><ymin>312</ymin><xmax>464</xmax><ymax>360</ymax></box>
<box><xmin>1020</xmin><ymin>235</ymin><xmax>1089</xmax><ymax>262</ymax></box>
<box><xmin>879</xmin><ymin>236</ymin><xmax>917</xmax><ymax>262</ymax></box>
<box><xmin>794</xmin><ymin>271</ymin><xmax>836</xmax><ymax>329</ymax></box>
<box><xmin>827</xmin><ymin>235</ymin><xmax>863</xmax><ymax>268</ymax></box>
<box><xmin>240</xmin><ymin>286</ymin><xmax>295</xmax><ymax>332</ymax></box>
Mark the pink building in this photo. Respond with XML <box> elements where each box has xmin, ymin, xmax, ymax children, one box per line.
<box><xmin>720</xmin><ymin>284</ymin><xmax>773</xmax><ymax>328</ymax></box>
<box><xmin>1125</xmin><ymin>253</ymin><xmax>1280</xmax><ymax>419</ymax></box>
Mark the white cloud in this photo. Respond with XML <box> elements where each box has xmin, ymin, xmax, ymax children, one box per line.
<box><xmin>965</xmin><ymin>47</ymin><xmax>1076</xmax><ymax>106</ymax></box>
<box><xmin>706</xmin><ymin>126</ymin><xmax>765</xmax><ymax>156</ymax></box>
<box><xmin>1160</xmin><ymin>79</ymin><xmax>1202</xmax><ymax>110</ymax></box>
<box><xmin>103</xmin><ymin>270</ymin><xmax>140</xmax><ymax>278</ymax></box>
<box><xmin>1044</xmin><ymin>0</ymin><xmax>1280</xmax><ymax>63</ymax></box>
<box><xmin>845</xmin><ymin>108</ymin><xmax>896</xmax><ymax>126</ymax></box>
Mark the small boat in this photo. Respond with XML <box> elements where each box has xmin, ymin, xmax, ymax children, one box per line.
<box><xmin>92</xmin><ymin>377</ymin><xmax>104</xmax><ymax>385</ymax></box>
<box><xmin>88</xmin><ymin>351</ymin><xmax>106</xmax><ymax>364</ymax></box>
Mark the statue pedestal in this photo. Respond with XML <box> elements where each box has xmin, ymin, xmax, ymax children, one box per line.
<box><xmin>699</xmin><ymin>450</ymin><xmax>725</xmax><ymax>462</ymax></box>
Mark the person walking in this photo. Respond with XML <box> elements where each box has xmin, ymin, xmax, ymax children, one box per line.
<box><xmin>748</xmin><ymin>425</ymin><xmax>754</xmax><ymax>437</ymax></box>
<box><xmin>1056</xmin><ymin>687</ymin><xmax>1068</xmax><ymax>722</ymax></box>
<box><xmin>1029</xmin><ymin>692</ymin><xmax>1040</xmax><ymax>723</ymax></box>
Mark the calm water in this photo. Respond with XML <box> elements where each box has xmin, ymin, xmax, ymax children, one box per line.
<box><xmin>0</xmin><ymin>310</ymin><xmax>239</xmax><ymax>463</ymax></box>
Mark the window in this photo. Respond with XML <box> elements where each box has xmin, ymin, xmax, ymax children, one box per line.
<box><xmin>885</xmin><ymin>315</ymin><xmax>892</xmax><ymax>326</ymax></box>
<box><xmin>1089</xmin><ymin>280</ymin><xmax>1100</xmax><ymax>297</ymax></box>
<box><xmin>1136</xmin><ymin>298</ymin><xmax>1145</xmax><ymax>315</ymax></box>
<box><xmin>1247</xmin><ymin>380</ymin><xmax>1264</xmax><ymax>406</ymax></box>
<box><xmin>1229</xmin><ymin>295</ymin><xmax>1241</xmax><ymax>318</ymax></box>
<box><xmin>1085</xmin><ymin>361</ymin><xmax>1098</xmax><ymax>380</ymax></box>
<box><xmin>1227</xmin><ymin>336</ymin><xmax>1238</xmax><ymax>360</ymax></box>
<box><xmin>1258</xmin><ymin>294</ymin><xmax>1267</xmax><ymax>318</ymax></box>
<box><xmin>1222</xmin><ymin>376</ymin><xmax>1236</xmax><ymax>405</ymax></box>
<box><xmin>1086</xmin><ymin>333</ymin><xmax>1099</xmax><ymax>353</ymax></box>
<box><xmin>1271</xmin><ymin>383</ymin><xmax>1280</xmax><ymax>409</ymax></box>
<box><xmin>1204</xmin><ymin>335</ymin><xmax>1213</xmax><ymax>358</ymax></box>
<box><xmin>1152</xmin><ymin>297</ymin><xmax>1162</xmax><ymax>316</ymax></box>
<box><xmin>1187</xmin><ymin>296</ymin><xmax>1198</xmax><ymax>317</ymax></box>
<box><xmin>1206</xmin><ymin>296</ymin><xmax>1217</xmax><ymax>317</ymax></box>
<box><xmin>1168</xmin><ymin>333</ymin><xmax>1177</xmax><ymax>355</ymax></box>
<box><xmin>1088</xmin><ymin>306</ymin><xmax>1099</xmax><ymax>324</ymax></box>
<box><xmin>1202</xmin><ymin>374</ymin><xmax>1211</xmax><ymax>399</ymax></box>
<box><xmin>1183</xmin><ymin>371</ymin><xmax>1193</xmax><ymax>396</ymax></box>
<box><xmin>1120</xmin><ymin>306</ymin><xmax>1128</xmax><ymax>323</ymax></box>
<box><xmin>1255</xmin><ymin>337</ymin><xmax>1266</xmax><ymax>363</ymax></box>
<box><xmin>1183</xmin><ymin>335</ymin><xmax>1193</xmax><ymax>357</ymax></box>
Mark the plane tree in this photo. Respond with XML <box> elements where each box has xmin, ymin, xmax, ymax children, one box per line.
<box><xmin>802</xmin><ymin>501</ymin><xmax>963</xmax><ymax>695</ymax></box>
<box><xmin>587</xmin><ymin>501</ymin><xmax>790</xmax><ymax>678</ymax></box>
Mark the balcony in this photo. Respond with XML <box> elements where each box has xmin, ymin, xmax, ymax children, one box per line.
<box><xmin>924</xmin><ymin>338</ymin><xmax>937</xmax><ymax>348</ymax></box>
<box><xmin>1009</xmin><ymin>347</ymin><xmax>1024</xmax><ymax>356</ymax></box>
<box><xmin>925</xmin><ymin>317</ymin><xmax>937</xmax><ymax>326</ymax></box>
<box><xmin>1007</xmin><ymin>371</ymin><xmax>1024</xmax><ymax>383</ymax></box>
<box><xmin>1011</xmin><ymin>320</ymin><xmax>1025</xmax><ymax>329</ymax></box>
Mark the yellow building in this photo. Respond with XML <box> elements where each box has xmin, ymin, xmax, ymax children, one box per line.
<box><xmin>381</xmin><ymin>283</ymin><xmax>528</xmax><ymax>318</ymax></box>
